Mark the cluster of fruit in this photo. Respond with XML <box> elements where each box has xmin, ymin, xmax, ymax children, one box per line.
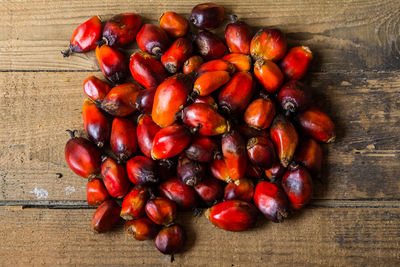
<box><xmin>63</xmin><ymin>3</ymin><xmax>335</xmax><ymax>259</ymax></box>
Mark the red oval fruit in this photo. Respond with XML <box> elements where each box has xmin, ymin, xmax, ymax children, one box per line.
<box><xmin>254</xmin><ymin>181</ymin><xmax>289</xmax><ymax>222</ymax></box>
<box><xmin>224</xmin><ymin>178</ymin><xmax>254</xmax><ymax>202</ymax></box>
<box><xmin>185</xmin><ymin>135</ymin><xmax>220</xmax><ymax>163</ymax></box>
<box><xmin>246</xmin><ymin>136</ymin><xmax>276</xmax><ymax>169</ymax></box>
<box><xmin>282</xmin><ymin>163</ymin><xmax>313</xmax><ymax>210</ymax></box>
<box><xmin>224</xmin><ymin>15</ymin><xmax>252</xmax><ymax>54</ymax></box>
<box><xmin>154</xmin><ymin>224</ymin><xmax>185</xmax><ymax>256</ymax></box>
<box><xmin>278</xmin><ymin>81</ymin><xmax>310</xmax><ymax>115</ymax></box>
<box><xmin>101</xmin><ymin>157</ymin><xmax>130</xmax><ymax>198</ymax></box>
<box><xmin>193</xmin><ymin>95</ymin><xmax>218</xmax><ymax>110</ymax></box>
<box><xmin>295</xmin><ymin>138</ymin><xmax>323</xmax><ymax>176</ymax></box>
<box><xmin>110</xmin><ymin>117</ymin><xmax>137</xmax><ymax>161</ymax></box>
<box><xmin>244</xmin><ymin>97</ymin><xmax>276</xmax><ymax>130</ymax></box>
<box><xmin>194</xmin><ymin>176</ymin><xmax>224</xmax><ymax>207</ymax></box>
<box><xmin>62</xmin><ymin>16</ymin><xmax>102</xmax><ymax>57</ymax></box>
<box><xmin>281</xmin><ymin>46</ymin><xmax>313</xmax><ymax>80</ymax></box>
<box><xmin>159</xmin><ymin>11</ymin><xmax>189</xmax><ymax>38</ymax></box>
<box><xmin>125</xmin><ymin>218</ymin><xmax>159</xmax><ymax>241</ymax></box>
<box><xmin>183</xmin><ymin>55</ymin><xmax>204</xmax><ymax>74</ymax></box>
<box><xmin>95</xmin><ymin>44</ymin><xmax>128</xmax><ymax>83</ymax></box>
<box><xmin>83</xmin><ymin>76</ymin><xmax>111</xmax><ymax>104</ymax></box>
<box><xmin>250</xmin><ymin>28</ymin><xmax>287</xmax><ymax>61</ymax></box>
<box><xmin>265</xmin><ymin>162</ymin><xmax>286</xmax><ymax>182</ymax></box>
<box><xmin>151</xmin><ymin>124</ymin><xmax>192</xmax><ymax>160</ymax></box>
<box><xmin>206</xmin><ymin>200</ymin><xmax>258</xmax><ymax>231</ymax></box>
<box><xmin>222</xmin><ymin>53</ymin><xmax>252</xmax><ymax>72</ymax></box>
<box><xmin>193</xmin><ymin>70</ymin><xmax>231</xmax><ymax>96</ymax></box>
<box><xmin>221</xmin><ymin>131</ymin><xmax>247</xmax><ymax>181</ymax></box>
<box><xmin>64</xmin><ymin>130</ymin><xmax>101</xmax><ymax>179</ymax></box>
<box><xmin>129</xmin><ymin>51</ymin><xmax>167</xmax><ymax>89</ymax></box>
<box><xmin>101</xmin><ymin>13</ymin><xmax>142</xmax><ymax>48</ymax></box>
<box><xmin>101</xmin><ymin>83</ymin><xmax>140</xmax><ymax>117</ymax></box>
<box><xmin>135</xmin><ymin>86</ymin><xmax>157</xmax><ymax>114</ymax></box>
<box><xmin>196</xmin><ymin>59</ymin><xmax>235</xmax><ymax>75</ymax></box>
<box><xmin>194</xmin><ymin>31</ymin><xmax>227</xmax><ymax>61</ymax></box>
<box><xmin>145</xmin><ymin>197</ymin><xmax>177</xmax><ymax>225</ymax></box>
<box><xmin>159</xmin><ymin>177</ymin><xmax>198</xmax><ymax>210</ymax></box>
<box><xmin>87</xmin><ymin>178</ymin><xmax>110</xmax><ymax>207</ymax></box>
<box><xmin>126</xmin><ymin>156</ymin><xmax>158</xmax><ymax>185</ymax></box>
<box><xmin>177</xmin><ymin>155</ymin><xmax>205</xmax><ymax>186</ymax></box>
<box><xmin>189</xmin><ymin>3</ymin><xmax>224</xmax><ymax>30</ymax></box>
<box><xmin>136</xmin><ymin>114</ymin><xmax>161</xmax><ymax>158</ymax></box>
<box><xmin>82</xmin><ymin>98</ymin><xmax>110</xmax><ymax>148</ymax></box>
<box><xmin>254</xmin><ymin>59</ymin><xmax>283</xmax><ymax>93</ymax></box>
<box><xmin>136</xmin><ymin>24</ymin><xmax>169</xmax><ymax>56</ymax></box>
<box><xmin>120</xmin><ymin>185</ymin><xmax>150</xmax><ymax>220</ymax></box>
<box><xmin>91</xmin><ymin>199</ymin><xmax>121</xmax><ymax>233</ymax></box>
<box><xmin>210</xmin><ymin>158</ymin><xmax>232</xmax><ymax>183</ymax></box>
<box><xmin>161</xmin><ymin>37</ymin><xmax>193</xmax><ymax>73</ymax></box>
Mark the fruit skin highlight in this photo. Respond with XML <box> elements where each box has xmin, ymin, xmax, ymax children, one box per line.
<box><xmin>254</xmin><ymin>181</ymin><xmax>289</xmax><ymax>222</ymax></box>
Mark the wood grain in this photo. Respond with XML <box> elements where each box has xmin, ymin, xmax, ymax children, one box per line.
<box><xmin>0</xmin><ymin>71</ymin><xmax>399</xmax><ymax>201</ymax></box>
<box><xmin>0</xmin><ymin>206</ymin><xmax>399</xmax><ymax>266</ymax></box>
<box><xmin>0</xmin><ymin>0</ymin><xmax>399</xmax><ymax>72</ymax></box>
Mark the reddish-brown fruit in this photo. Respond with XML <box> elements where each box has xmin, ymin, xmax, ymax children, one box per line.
<box><xmin>129</xmin><ymin>51</ymin><xmax>167</xmax><ymax>89</ymax></box>
<box><xmin>87</xmin><ymin>178</ymin><xmax>110</xmax><ymax>207</ymax></box>
<box><xmin>145</xmin><ymin>197</ymin><xmax>177</xmax><ymax>225</ymax></box>
<box><xmin>161</xmin><ymin>37</ymin><xmax>193</xmax><ymax>73</ymax></box>
<box><xmin>193</xmin><ymin>95</ymin><xmax>218</xmax><ymax>110</ymax></box>
<box><xmin>152</xmin><ymin>73</ymin><xmax>193</xmax><ymax>128</ymax></box>
<box><xmin>282</xmin><ymin>163</ymin><xmax>313</xmax><ymax>210</ymax></box>
<box><xmin>194</xmin><ymin>176</ymin><xmax>224</xmax><ymax>206</ymax></box>
<box><xmin>196</xmin><ymin>59</ymin><xmax>235</xmax><ymax>75</ymax></box>
<box><xmin>125</xmin><ymin>218</ymin><xmax>159</xmax><ymax>241</ymax></box>
<box><xmin>221</xmin><ymin>131</ymin><xmax>247</xmax><ymax>181</ymax></box>
<box><xmin>126</xmin><ymin>156</ymin><xmax>158</xmax><ymax>185</ymax></box>
<box><xmin>159</xmin><ymin>177</ymin><xmax>198</xmax><ymax>210</ymax></box>
<box><xmin>218</xmin><ymin>71</ymin><xmax>254</xmax><ymax>115</ymax></box>
<box><xmin>245</xmin><ymin>164</ymin><xmax>265</xmax><ymax>179</ymax></box>
<box><xmin>210</xmin><ymin>158</ymin><xmax>232</xmax><ymax>183</ymax></box>
<box><xmin>101</xmin><ymin>13</ymin><xmax>142</xmax><ymax>48</ymax></box>
<box><xmin>135</xmin><ymin>86</ymin><xmax>157</xmax><ymax>114</ymax></box>
<box><xmin>194</xmin><ymin>31</ymin><xmax>227</xmax><ymax>61</ymax></box>
<box><xmin>224</xmin><ymin>178</ymin><xmax>254</xmax><ymax>202</ymax></box>
<box><xmin>82</xmin><ymin>99</ymin><xmax>110</xmax><ymax>148</ymax></box>
<box><xmin>136</xmin><ymin>115</ymin><xmax>161</xmax><ymax>158</ymax></box>
<box><xmin>154</xmin><ymin>224</ymin><xmax>185</xmax><ymax>256</ymax></box>
<box><xmin>295</xmin><ymin>138</ymin><xmax>323</xmax><ymax>176</ymax></box>
<box><xmin>159</xmin><ymin>11</ymin><xmax>189</xmax><ymax>38</ymax></box>
<box><xmin>250</xmin><ymin>28</ymin><xmax>287</xmax><ymax>61</ymax></box>
<box><xmin>64</xmin><ymin>130</ymin><xmax>101</xmax><ymax>179</ymax></box>
<box><xmin>224</xmin><ymin>15</ymin><xmax>252</xmax><ymax>54</ymax></box>
<box><xmin>189</xmin><ymin>3</ymin><xmax>224</xmax><ymax>30</ymax></box>
<box><xmin>101</xmin><ymin>83</ymin><xmax>140</xmax><ymax>117</ymax></box>
<box><xmin>254</xmin><ymin>181</ymin><xmax>289</xmax><ymax>222</ymax></box>
<box><xmin>182</xmin><ymin>103</ymin><xmax>228</xmax><ymax>136</ymax></box>
<box><xmin>136</xmin><ymin>24</ymin><xmax>169</xmax><ymax>56</ymax></box>
<box><xmin>183</xmin><ymin>56</ymin><xmax>204</xmax><ymax>74</ymax></box>
<box><xmin>236</xmin><ymin>124</ymin><xmax>269</xmax><ymax>139</ymax></box>
<box><xmin>110</xmin><ymin>118</ymin><xmax>137</xmax><ymax>161</ymax></box>
<box><xmin>62</xmin><ymin>16</ymin><xmax>102</xmax><ymax>57</ymax></box>
<box><xmin>254</xmin><ymin>59</ymin><xmax>283</xmax><ymax>93</ymax></box>
<box><xmin>91</xmin><ymin>199</ymin><xmax>121</xmax><ymax>233</ymax></box>
<box><xmin>120</xmin><ymin>185</ymin><xmax>150</xmax><ymax>220</ymax></box>
<box><xmin>177</xmin><ymin>155</ymin><xmax>205</xmax><ymax>186</ymax></box>
<box><xmin>185</xmin><ymin>135</ymin><xmax>220</xmax><ymax>163</ymax></box>
<box><xmin>101</xmin><ymin>157</ymin><xmax>130</xmax><ymax>198</ymax></box>
<box><xmin>157</xmin><ymin>158</ymin><xmax>178</xmax><ymax>181</ymax></box>
<box><xmin>151</xmin><ymin>124</ymin><xmax>192</xmax><ymax>160</ymax></box>
<box><xmin>270</xmin><ymin>115</ymin><xmax>299</xmax><ymax>167</ymax></box>
<box><xmin>278</xmin><ymin>81</ymin><xmax>310</xmax><ymax>115</ymax></box>
<box><xmin>265</xmin><ymin>162</ymin><xmax>286</xmax><ymax>181</ymax></box>
<box><xmin>244</xmin><ymin>98</ymin><xmax>276</xmax><ymax>130</ymax></box>
<box><xmin>193</xmin><ymin>70</ymin><xmax>230</xmax><ymax>96</ymax></box>
<box><xmin>206</xmin><ymin>200</ymin><xmax>258</xmax><ymax>231</ymax></box>
<box><xmin>222</xmin><ymin>53</ymin><xmax>252</xmax><ymax>72</ymax></box>
<box><xmin>83</xmin><ymin>76</ymin><xmax>111</xmax><ymax>104</ymax></box>
<box><xmin>281</xmin><ymin>46</ymin><xmax>313</xmax><ymax>80</ymax></box>
<box><xmin>95</xmin><ymin>44</ymin><xmax>128</xmax><ymax>83</ymax></box>
<box><xmin>295</xmin><ymin>107</ymin><xmax>336</xmax><ymax>143</ymax></box>
<box><xmin>247</xmin><ymin>136</ymin><xmax>276</xmax><ymax>169</ymax></box>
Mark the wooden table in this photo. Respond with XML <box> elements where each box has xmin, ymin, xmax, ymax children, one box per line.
<box><xmin>1</xmin><ymin>0</ymin><xmax>399</xmax><ymax>266</ymax></box>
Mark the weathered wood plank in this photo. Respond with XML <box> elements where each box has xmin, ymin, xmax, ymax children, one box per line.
<box><xmin>0</xmin><ymin>0</ymin><xmax>399</xmax><ymax>72</ymax></box>
<box><xmin>0</xmin><ymin>71</ymin><xmax>399</xmax><ymax>201</ymax></box>
<box><xmin>0</xmin><ymin>206</ymin><xmax>398</xmax><ymax>266</ymax></box>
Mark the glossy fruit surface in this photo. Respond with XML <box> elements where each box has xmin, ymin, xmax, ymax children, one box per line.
<box><xmin>196</xmin><ymin>59</ymin><xmax>235</xmax><ymax>75</ymax></box>
<box><xmin>210</xmin><ymin>158</ymin><xmax>232</xmax><ymax>183</ymax></box>
<box><xmin>194</xmin><ymin>176</ymin><xmax>224</xmax><ymax>206</ymax></box>
<box><xmin>295</xmin><ymin>138</ymin><xmax>323</xmax><ymax>176</ymax></box>
<box><xmin>136</xmin><ymin>24</ymin><xmax>169</xmax><ymax>56</ymax></box>
<box><xmin>207</xmin><ymin>200</ymin><xmax>258</xmax><ymax>231</ymax></box>
<box><xmin>160</xmin><ymin>11</ymin><xmax>189</xmax><ymax>38</ymax></box>
<box><xmin>193</xmin><ymin>70</ymin><xmax>230</xmax><ymax>96</ymax></box>
<box><xmin>265</xmin><ymin>162</ymin><xmax>286</xmax><ymax>182</ymax></box>
<box><xmin>189</xmin><ymin>3</ymin><xmax>224</xmax><ymax>30</ymax></box>
<box><xmin>254</xmin><ymin>59</ymin><xmax>283</xmax><ymax>93</ymax></box>
<box><xmin>296</xmin><ymin>107</ymin><xmax>336</xmax><ymax>143</ymax></box>
<box><xmin>222</xmin><ymin>53</ymin><xmax>252</xmax><ymax>72</ymax></box>
<box><xmin>246</xmin><ymin>136</ymin><xmax>275</xmax><ymax>169</ymax></box>
<box><xmin>282</xmin><ymin>163</ymin><xmax>313</xmax><ymax>210</ymax></box>
<box><xmin>270</xmin><ymin>115</ymin><xmax>298</xmax><ymax>167</ymax></box>
<box><xmin>177</xmin><ymin>155</ymin><xmax>205</xmax><ymax>186</ymax></box>
<box><xmin>154</xmin><ymin>224</ymin><xmax>185</xmax><ymax>255</ymax></box>
<box><xmin>110</xmin><ymin>118</ymin><xmax>137</xmax><ymax>161</ymax></box>
<box><xmin>221</xmin><ymin>131</ymin><xmax>247</xmax><ymax>181</ymax></box>
<box><xmin>159</xmin><ymin>177</ymin><xmax>198</xmax><ymax>210</ymax></box>
<box><xmin>224</xmin><ymin>15</ymin><xmax>252</xmax><ymax>54</ymax></box>
<box><xmin>129</xmin><ymin>51</ymin><xmax>167</xmax><ymax>89</ymax></box>
<box><xmin>183</xmin><ymin>56</ymin><xmax>204</xmax><ymax>74</ymax></box>
<box><xmin>254</xmin><ymin>181</ymin><xmax>288</xmax><ymax>222</ymax></box>
<box><xmin>250</xmin><ymin>28</ymin><xmax>287</xmax><ymax>61</ymax></box>
<box><xmin>244</xmin><ymin>97</ymin><xmax>276</xmax><ymax>130</ymax></box>
<box><xmin>126</xmin><ymin>156</ymin><xmax>158</xmax><ymax>185</ymax></box>
<box><xmin>193</xmin><ymin>95</ymin><xmax>218</xmax><ymax>110</ymax></box>
<box><xmin>194</xmin><ymin>31</ymin><xmax>227</xmax><ymax>61</ymax></box>
<box><xmin>91</xmin><ymin>199</ymin><xmax>121</xmax><ymax>233</ymax></box>
<box><xmin>135</xmin><ymin>86</ymin><xmax>157</xmax><ymax>114</ymax></box>
<box><xmin>120</xmin><ymin>185</ymin><xmax>150</xmax><ymax>220</ymax></box>
<box><xmin>136</xmin><ymin>114</ymin><xmax>161</xmax><ymax>158</ymax></box>
<box><xmin>125</xmin><ymin>218</ymin><xmax>159</xmax><ymax>241</ymax></box>
<box><xmin>236</xmin><ymin>124</ymin><xmax>269</xmax><ymax>139</ymax></box>
<box><xmin>101</xmin><ymin>13</ymin><xmax>142</xmax><ymax>48</ymax></box>
<box><xmin>101</xmin><ymin>157</ymin><xmax>130</xmax><ymax>198</ymax></box>
<box><xmin>82</xmin><ymin>98</ymin><xmax>110</xmax><ymax>147</ymax></box>
<box><xmin>65</xmin><ymin>130</ymin><xmax>101</xmax><ymax>178</ymax></box>
<box><xmin>83</xmin><ymin>76</ymin><xmax>111</xmax><ymax>103</ymax></box>
<box><xmin>87</xmin><ymin>178</ymin><xmax>110</xmax><ymax>207</ymax></box>
<box><xmin>161</xmin><ymin>37</ymin><xmax>193</xmax><ymax>73</ymax></box>
<box><xmin>281</xmin><ymin>46</ymin><xmax>313</xmax><ymax>80</ymax></box>
<box><xmin>101</xmin><ymin>83</ymin><xmax>140</xmax><ymax>117</ymax></box>
<box><xmin>145</xmin><ymin>197</ymin><xmax>177</xmax><ymax>225</ymax></box>
<box><xmin>224</xmin><ymin>178</ymin><xmax>254</xmax><ymax>202</ymax></box>
<box><xmin>95</xmin><ymin>44</ymin><xmax>128</xmax><ymax>83</ymax></box>
<box><xmin>278</xmin><ymin>81</ymin><xmax>310</xmax><ymax>115</ymax></box>
<box><xmin>185</xmin><ymin>135</ymin><xmax>220</xmax><ymax>163</ymax></box>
